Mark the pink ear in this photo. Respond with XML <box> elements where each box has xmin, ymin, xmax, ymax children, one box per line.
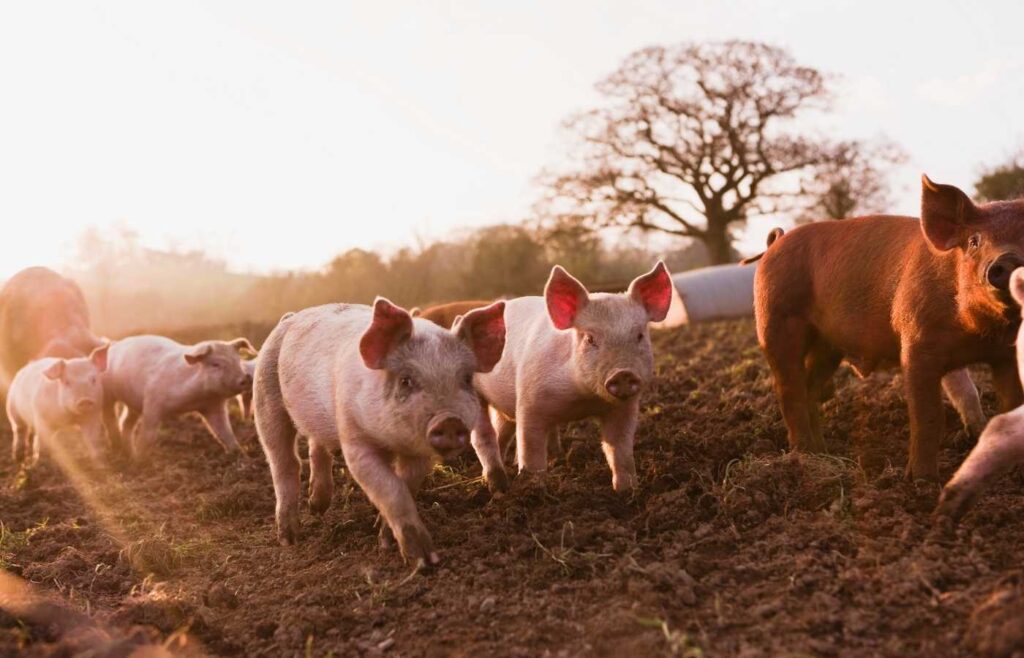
<box><xmin>629</xmin><ymin>261</ymin><xmax>673</xmax><ymax>322</ymax></box>
<box><xmin>453</xmin><ymin>301</ymin><xmax>506</xmax><ymax>373</ymax></box>
<box><xmin>359</xmin><ymin>297</ymin><xmax>414</xmax><ymax>370</ymax></box>
<box><xmin>921</xmin><ymin>174</ymin><xmax>977</xmax><ymax>252</ymax></box>
<box><xmin>43</xmin><ymin>360</ymin><xmax>66</xmax><ymax>381</ymax></box>
<box><xmin>90</xmin><ymin>343</ymin><xmax>110</xmax><ymax>373</ymax></box>
<box><xmin>545</xmin><ymin>266</ymin><xmax>589</xmax><ymax>330</ymax></box>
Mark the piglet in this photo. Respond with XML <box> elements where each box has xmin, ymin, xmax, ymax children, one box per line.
<box><xmin>101</xmin><ymin>335</ymin><xmax>256</xmax><ymax>458</ymax></box>
<box><xmin>7</xmin><ymin>343</ymin><xmax>110</xmax><ymax>463</ymax></box>
<box><xmin>255</xmin><ymin>299</ymin><xmax>505</xmax><ymax>565</ymax></box>
<box><xmin>935</xmin><ymin>267</ymin><xmax>1024</xmax><ymax>524</ymax></box>
<box><xmin>471</xmin><ymin>262</ymin><xmax>672</xmax><ymax>493</ymax></box>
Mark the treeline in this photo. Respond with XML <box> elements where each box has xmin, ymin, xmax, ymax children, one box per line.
<box><xmin>67</xmin><ymin>223</ymin><xmax>714</xmax><ymax>338</ymax></box>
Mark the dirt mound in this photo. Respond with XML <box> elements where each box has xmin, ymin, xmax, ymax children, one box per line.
<box><xmin>2</xmin><ymin>318</ymin><xmax>1024</xmax><ymax>656</ymax></box>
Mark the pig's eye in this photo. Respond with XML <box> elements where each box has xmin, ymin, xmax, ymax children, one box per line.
<box><xmin>968</xmin><ymin>234</ymin><xmax>982</xmax><ymax>249</ymax></box>
<box><xmin>462</xmin><ymin>372</ymin><xmax>474</xmax><ymax>389</ymax></box>
<box><xmin>399</xmin><ymin>375</ymin><xmax>417</xmax><ymax>391</ymax></box>
<box><xmin>210</xmin><ymin>361</ymin><xmax>221</xmax><ymax>369</ymax></box>
<box><xmin>583</xmin><ymin>333</ymin><xmax>597</xmax><ymax>347</ymax></box>
<box><xmin>636</xmin><ymin>331</ymin><xmax>645</xmax><ymax>342</ymax></box>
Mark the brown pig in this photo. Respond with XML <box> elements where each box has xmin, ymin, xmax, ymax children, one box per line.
<box><xmin>753</xmin><ymin>176</ymin><xmax>1024</xmax><ymax>480</ymax></box>
<box><xmin>0</xmin><ymin>267</ymin><xmax>103</xmax><ymax>395</ymax></box>
<box><xmin>417</xmin><ymin>300</ymin><xmax>494</xmax><ymax>329</ymax></box>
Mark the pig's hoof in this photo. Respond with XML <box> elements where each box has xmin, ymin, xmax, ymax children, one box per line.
<box><xmin>933</xmin><ymin>484</ymin><xmax>977</xmax><ymax>527</ymax></box>
<box><xmin>904</xmin><ymin>463</ymin><xmax>940</xmax><ymax>482</ymax></box>
<box><xmin>397</xmin><ymin>523</ymin><xmax>436</xmax><ymax>566</ymax></box>
<box><xmin>485</xmin><ymin>468</ymin><xmax>510</xmax><ymax>494</ymax></box>
<box><xmin>277</xmin><ymin>512</ymin><xmax>301</xmax><ymax>546</ymax></box>
<box><xmin>308</xmin><ymin>492</ymin><xmax>332</xmax><ymax>516</ymax></box>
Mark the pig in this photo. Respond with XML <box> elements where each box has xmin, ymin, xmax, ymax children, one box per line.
<box><xmin>934</xmin><ymin>267</ymin><xmax>1024</xmax><ymax>524</ymax></box>
<box><xmin>417</xmin><ymin>300</ymin><xmax>495</xmax><ymax>329</ymax></box>
<box><xmin>236</xmin><ymin>357</ymin><xmax>258</xmax><ymax>420</ymax></box>
<box><xmin>7</xmin><ymin>344</ymin><xmax>110</xmax><ymax>463</ymax></box>
<box><xmin>101</xmin><ymin>335</ymin><xmax>256</xmax><ymax>458</ymax></box>
<box><xmin>254</xmin><ymin>298</ymin><xmax>506</xmax><ymax>565</ymax></box>
<box><xmin>0</xmin><ymin>267</ymin><xmax>103</xmax><ymax>396</ymax></box>
<box><xmin>469</xmin><ymin>262</ymin><xmax>673</xmax><ymax>493</ymax></box>
<box><xmin>752</xmin><ymin>176</ymin><xmax>1024</xmax><ymax>480</ymax></box>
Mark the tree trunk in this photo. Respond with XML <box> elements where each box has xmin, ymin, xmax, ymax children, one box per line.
<box><xmin>703</xmin><ymin>221</ymin><xmax>733</xmax><ymax>265</ymax></box>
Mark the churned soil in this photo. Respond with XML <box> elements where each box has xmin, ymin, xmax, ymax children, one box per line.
<box><xmin>2</xmin><ymin>318</ymin><xmax>1024</xmax><ymax>657</ymax></box>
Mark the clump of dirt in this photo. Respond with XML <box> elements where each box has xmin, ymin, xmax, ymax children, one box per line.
<box><xmin>3</xmin><ymin>318</ymin><xmax>1024</xmax><ymax>657</ymax></box>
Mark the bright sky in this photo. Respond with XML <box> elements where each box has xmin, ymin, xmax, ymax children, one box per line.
<box><xmin>1</xmin><ymin>0</ymin><xmax>1021</xmax><ymax>277</ymax></box>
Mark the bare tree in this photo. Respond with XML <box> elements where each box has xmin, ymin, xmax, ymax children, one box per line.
<box><xmin>798</xmin><ymin>139</ymin><xmax>906</xmax><ymax>221</ymax></box>
<box><xmin>539</xmin><ymin>40</ymin><xmax>837</xmax><ymax>264</ymax></box>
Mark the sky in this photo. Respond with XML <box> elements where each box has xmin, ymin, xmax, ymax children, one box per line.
<box><xmin>0</xmin><ymin>0</ymin><xmax>1022</xmax><ymax>277</ymax></box>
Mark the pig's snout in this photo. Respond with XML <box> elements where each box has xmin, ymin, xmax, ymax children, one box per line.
<box><xmin>75</xmin><ymin>399</ymin><xmax>97</xmax><ymax>414</ymax></box>
<box><xmin>605</xmin><ymin>370</ymin><xmax>642</xmax><ymax>400</ymax></box>
<box><xmin>427</xmin><ymin>415</ymin><xmax>470</xmax><ymax>459</ymax></box>
<box><xmin>239</xmin><ymin>372</ymin><xmax>253</xmax><ymax>390</ymax></box>
<box><xmin>985</xmin><ymin>254</ymin><xmax>1024</xmax><ymax>290</ymax></box>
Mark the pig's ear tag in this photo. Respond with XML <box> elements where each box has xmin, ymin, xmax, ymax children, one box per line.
<box><xmin>453</xmin><ymin>300</ymin><xmax>506</xmax><ymax>373</ymax></box>
<box><xmin>1010</xmin><ymin>268</ymin><xmax>1024</xmax><ymax>307</ymax></box>
<box><xmin>360</xmin><ymin>297</ymin><xmax>414</xmax><ymax>370</ymax></box>
<box><xmin>629</xmin><ymin>261</ymin><xmax>673</xmax><ymax>323</ymax></box>
<box><xmin>920</xmin><ymin>174</ymin><xmax>977</xmax><ymax>252</ymax></box>
<box><xmin>43</xmin><ymin>360</ymin><xmax>66</xmax><ymax>381</ymax></box>
<box><xmin>545</xmin><ymin>265</ymin><xmax>589</xmax><ymax>330</ymax></box>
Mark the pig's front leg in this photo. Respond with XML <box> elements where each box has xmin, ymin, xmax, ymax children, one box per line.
<box><xmin>942</xmin><ymin>369</ymin><xmax>986</xmax><ymax>439</ymax></box>
<box><xmin>79</xmin><ymin>415</ymin><xmax>107</xmax><ymax>462</ymax></box>
<box><xmin>514</xmin><ymin>407</ymin><xmax>551</xmax><ymax>476</ymax></box>
<box><xmin>600</xmin><ymin>398</ymin><xmax>640</xmax><ymax>492</ymax></box>
<box><xmin>132</xmin><ymin>408</ymin><xmax>164</xmax><ymax>459</ymax></box>
<box><xmin>200</xmin><ymin>401</ymin><xmax>243</xmax><ymax>455</ymax></box>
<box><xmin>990</xmin><ymin>360</ymin><xmax>1024</xmax><ymax>414</ymax></box>
<box><xmin>102</xmin><ymin>402</ymin><xmax>124</xmax><ymax>453</ymax></box>
<box><xmin>903</xmin><ymin>352</ymin><xmax>944</xmax><ymax>480</ymax></box>
<box><xmin>341</xmin><ymin>439</ymin><xmax>438</xmax><ymax>567</ymax></box>
<box><xmin>935</xmin><ymin>410</ymin><xmax>1024</xmax><ymax>524</ymax></box>
<box><xmin>470</xmin><ymin>399</ymin><xmax>509</xmax><ymax>492</ymax></box>
<box><xmin>379</xmin><ymin>454</ymin><xmax>434</xmax><ymax>551</ymax></box>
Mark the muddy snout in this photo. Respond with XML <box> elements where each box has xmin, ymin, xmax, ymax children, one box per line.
<box><xmin>427</xmin><ymin>415</ymin><xmax>471</xmax><ymax>459</ymax></box>
<box><xmin>605</xmin><ymin>370</ymin><xmax>642</xmax><ymax>400</ymax></box>
<box><xmin>985</xmin><ymin>254</ymin><xmax>1024</xmax><ymax>290</ymax></box>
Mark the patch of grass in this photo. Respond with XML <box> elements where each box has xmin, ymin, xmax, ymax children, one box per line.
<box><xmin>0</xmin><ymin>520</ymin><xmax>47</xmax><ymax>571</ymax></box>
<box><xmin>119</xmin><ymin>537</ymin><xmax>180</xmax><ymax>577</ymax></box>
<box><xmin>530</xmin><ymin>522</ymin><xmax>613</xmax><ymax>578</ymax></box>
<box><xmin>636</xmin><ymin>617</ymin><xmax>705</xmax><ymax>657</ymax></box>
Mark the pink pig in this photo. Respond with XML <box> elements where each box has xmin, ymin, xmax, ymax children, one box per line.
<box><xmin>470</xmin><ymin>262</ymin><xmax>673</xmax><ymax>492</ymax></box>
<box><xmin>101</xmin><ymin>335</ymin><xmax>256</xmax><ymax>458</ymax></box>
<box><xmin>6</xmin><ymin>344</ymin><xmax>110</xmax><ymax>463</ymax></box>
<box><xmin>935</xmin><ymin>267</ymin><xmax>1024</xmax><ymax>524</ymax></box>
<box><xmin>255</xmin><ymin>299</ymin><xmax>505</xmax><ymax>566</ymax></box>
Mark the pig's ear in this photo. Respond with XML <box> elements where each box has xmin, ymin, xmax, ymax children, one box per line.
<box><xmin>1010</xmin><ymin>268</ymin><xmax>1024</xmax><ymax>306</ymax></box>
<box><xmin>229</xmin><ymin>337</ymin><xmax>257</xmax><ymax>356</ymax></box>
<box><xmin>410</xmin><ymin>307</ymin><xmax>422</xmax><ymax>317</ymax></box>
<box><xmin>628</xmin><ymin>261</ymin><xmax>673</xmax><ymax>322</ymax></box>
<box><xmin>184</xmin><ymin>344</ymin><xmax>212</xmax><ymax>365</ymax></box>
<box><xmin>545</xmin><ymin>265</ymin><xmax>589</xmax><ymax>330</ymax></box>
<box><xmin>452</xmin><ymin>301</ymin><xmax>506</xmax><ymax>373</ymax></box>
<box><xmin>43</xmin><ymin>360</ymin><xmax>66</xmax><ymax>381</ymax></box>
<box><xmin>89</xmin><ymin>343</ymin><xmax>110</xmax><ymax>373</ymax></box>
<box><xmin>921</xmin><ymin>175</ymin><xmax>979</xmax><ymax>251</ymax></box>
<box><xmin>360</xmin><ymin>297</ymin><xmax>414</xmax><ymax>370</ymax></box>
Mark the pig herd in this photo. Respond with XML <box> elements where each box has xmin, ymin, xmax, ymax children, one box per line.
<box><xmin>4</xmin><ymin>176</ymin><xmax>1024</xmax><ymax>569</ymax></box>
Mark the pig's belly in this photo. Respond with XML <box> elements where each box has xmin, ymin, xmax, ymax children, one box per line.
<box><xmin>812</xmin><ymin>314</ymin><xmax>901</xmax><ymax>376</ymax></box>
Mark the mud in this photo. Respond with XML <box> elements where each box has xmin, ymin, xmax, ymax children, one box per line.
<box><xmin>2</xmin><ymin>319</ymin><xmax>1024</xmax><ymax>657</ymax></box>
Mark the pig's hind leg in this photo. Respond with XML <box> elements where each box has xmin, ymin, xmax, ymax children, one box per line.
<box><xmin>805</xmin><ymin>341</ymin><xmax>843</xmax><ymax>450</ymax></box>
<box><xmin>199</xmin><ymin>401</ymin><xmax>243</xmax><ymax>455</ymax></box>
<box><xmin>761</xmin><ymin>318</ymin><xmax>823</xmax><ymax>453</ymax></box>
<box><xmin>307</xmin><ymin>438</ymin><xmax>334</xmax><ymax>516</ymax></box>
<box><xmin>470</xmin><ymin>399</ymin><xmax>509</xmax><ymax>493</ymax></box>
<box><xmin>935</xmin><ymin>409</ymin><xmax>1024</xmax><ymax>524</ymax></box>
<box><xmin>253</xmin><ymin>351</ymin><xmax>301</xmax><ymax>546</ymax></box>
<box><xmin>942</xmin><ymin>369</ymin><xmax>986</xmax><ymax>439</ymax></box>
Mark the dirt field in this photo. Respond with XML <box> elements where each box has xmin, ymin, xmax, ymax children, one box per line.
<box><xmin>3</xmin><ymin>318</ymin><xmax>1024</xmax><ymax>657</ymax></box>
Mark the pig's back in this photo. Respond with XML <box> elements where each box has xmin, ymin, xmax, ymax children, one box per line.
<box><xmin>277</xmin><ymin>304</ymin><xmax>366</xmax><ymax>441</ymax></box>
<box><xmin>104</xmin><ymin>336</ymin><xmax>185</xmax><ymax>406</ymax></box>
<box><xmin>7</xmin><ymin>359</ymin><xmax>52</xmax><ymax>423</ymax></box>
<box><xmin>476</xmin><ymin>296</ymin><xmax>569</xmax><ymax>416</ymax></box>
<box><xmin>756</xmin><ymin>216</ymin><xmax>927</xmax><ymax>361</ymax></box>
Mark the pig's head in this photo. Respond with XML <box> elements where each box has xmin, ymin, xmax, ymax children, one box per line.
<box><xmin>184</xmin><ymin>338</ymin><xmax>257</xmax><ymax>397</ymax></box>
<box><xmin>359</xmin><ymin>297</ymin><xmax>506</xmax><ymax>461</ymax></box>
<box><xmin>545</xmin><ymin>262</ymin><xmax>673</xmax><ymax>403</ymax></box>
<box><xmin>921</xmin><ymin>175</ymin><xmax>1024</xmax><ymax>320</ymax></box>
<box><xmin>43</xmin><ymin>343</ymin><xmax>109</xmax><ymax>417</ymax></box>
